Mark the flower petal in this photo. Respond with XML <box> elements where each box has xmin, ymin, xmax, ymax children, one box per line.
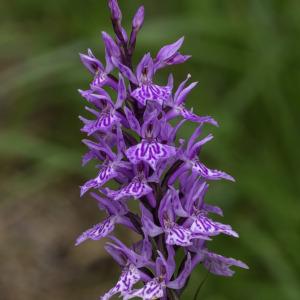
<box><xmin>107</xmin><ymin>177</ymin><xmax>152</xmax><ymax>200</ymax></box>
<box><xmin>191</xmin><ymin>160</ymin><xmax>235</xmax><ymax>182</ymax></box>
<box><xmin>101</xmin><ymin>264</ymin><xmax>141</xmax><ymax>300</ymax></box>
<box><xmin>104</xmin><ymin>243</ymin><xmax>128</xmax><ymax>266</ymax></box>
<box><xmin>112</xmin><ymin>57</ymin><xmax>138</xmax><ymax>85</ymax></box>
<box><xmin>203</xmin><ymin>250</ymin><xmax>249</xmax><ymax>277</ymax></box>
<box><xmin>157</xmin><ymin>37</ymin><xmax>184</xmax><ymax>60</ymax></box>
<box><xmin>190</xmin><ymin>215</ymin><xmax>239</xmax><ymax>238</ymax></box>
<box><xmin>75</xmin><ymin>217</ymin><xmax>116</xmax><ymax>246</ymax></box>
<box><xmin>141</xmin><ymin>204</ymin><xmax>164</xmax><ymax>237</ymax></box>
<box><xmin>79</xmin><ymin>49</ymin><xmax>104</xmax><ymax>74</ymax></box>
<box><xmin>115</xmin><ymin>73</ymin><xmax>127</xmax><ymax>108</ymax></box>
<box><xmin>164</xmin><ymin>53</ymin><xmax>191</xmax><ymax>67</ymax></box>
<box><xmin>133</xmin><ymin>236</ymin><xmax>152</xmax><ymax>261</ymax></box>
<box><xmin>165</xmin><ymin>224</ymin><xmax>193</xmax><ymax>247</ymax></box>
<box><xmin>82</xmin><ymin>150</ymin><xmax>97</xmax><ymax>166</ymax></box>
<box><xmin>126</xmin><ymin>140</ymin><xmax>176</xmax><ymax>170</ymax></box>
<box><xmin>169</xmin><ymin>187</ymin><xmax>189</xmax><ymax>218</ymax></box>
<box><xmin>81</xmin><ymin>112</ymin><xmax>119</xmax><ymax>135</ymax></box>
<box><xmin>174</xmin><ymin>81</ymin><xmax>198</xmax><ymax>106</ymax></box>
<box><xmin>203</xmin><ymin>204</ymin><xmax>224</xmax><ymax>216</ymax></box>
<box><xmin>158</xmin><ymin>189</ymin><xmax>175</xmax><ymax>225</ymax></box>
<box><xmin>91</xmin><ymin>71</ymin><xmax>108</xmax><ymax>88</ymax></box>
<box><xmin>79</xmin><ymin>88</ymin><xmax>114</xmax><ymax>108</ymax></box>
<box><xmin>131</xmin><ymin>84</ymin><xmax>171</xmax><ymax>106</ymax></box>
<box><xmin>154</xmin><ymin>37</ymin><xmax>185</xmax><ymax>71</ymax></box>
<box><xmin>102</xmin><ymin>31</ymin><xmax>121</xmax><ymax>58</ymax></box>
<box><xmin>136</xmin><ymin>53</ymin><xmax>153</xmax><ymax>83</ymax></box>
<box><xmin>179</xmin><ymin>107</ymin><xmax>218</xmax><ymax>126</ymax></box>
<box><xmin>167</xmin><ymin>253</ymin><xmax>192</xmax><ymax>290</ymax></box>
<box><xmin>108</xmin><ymin>236</ymin><xmax>154</xmax><ymax>269</ymax></box>
<box><xmin>188</xmin><ymin>134</ymin><xmax>214</xmax><ymax>159</ymax></box>
<box><xmin>80</xmin><ymin>165</ymin><xmax>117</xmax><ymax>196</ymax></box>
<box><xmin>124</xmin><ymin>278</ymin><xmax>164</xmax><ymax>300</ymax></box>
<box><xmin>124</xmin><ymin>107</ymin><xmax>141</xmax><ymax>135</ymax></box>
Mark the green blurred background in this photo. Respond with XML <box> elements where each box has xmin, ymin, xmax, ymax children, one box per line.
<box><xmin>1</xmin><ymin>0</ymin><xmax>299</xmax><ymax>299</ymax></box>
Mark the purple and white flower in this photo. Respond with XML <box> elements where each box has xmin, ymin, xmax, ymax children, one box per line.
<box><xmin>113</xmin><ymin>53</ymin><xmax>172</xmax><ymax>106</ymax></box>
<box><xmin>101</xmin><ymin>264</ymin><xmax>141</xmax><ymax>300</ymax></box>
<box><xmin>166</xmin><ymin>74</ymin><xmax>218</xmax><ymax>126</ymax></box>
<box><xmin>80</xmin><ymin>32</ymin><xmax>120</xmax><ymax>90</ymax></box>
<box><xmin>75</xmin><ymin>197</ymin><xmax>129</xmax><ymax>246</ymax></box>
<box><xmin>105</xmin><ymin>174</ymin><xmax>152</xmax><ymax>201</ymax></box>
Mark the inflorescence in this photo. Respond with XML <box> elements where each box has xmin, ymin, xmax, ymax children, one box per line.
<box><xmin>76</xmin><ymin>1</ymin><xmax>248</xmax><ymax>299</ymax></box>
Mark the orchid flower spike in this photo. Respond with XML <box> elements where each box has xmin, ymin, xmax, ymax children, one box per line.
<box><xmin>76</xmin><ymin>1</ymin><xmax>248</xmax><ymax>299</ymax></box>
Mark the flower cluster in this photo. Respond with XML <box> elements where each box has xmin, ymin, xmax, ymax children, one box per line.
<box><xmin>76</xmin><ymin>1</ymin><xmax>248</xmax><ymax>299</ymax></box>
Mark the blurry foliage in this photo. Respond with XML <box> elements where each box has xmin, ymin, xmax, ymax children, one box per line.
<box><xmin>0</xmin><ymin>0</ymin><xmax>299</xmax><ymax>299</ymax></box>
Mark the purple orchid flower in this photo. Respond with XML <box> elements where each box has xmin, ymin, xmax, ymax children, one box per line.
<box><xmin>101</xmin><ymin>263</ymin><xmax>141</xmax><ymax>300</ymax></box>
<box><xmin>80</xmin><ymin>127</ymin><xmax>131</xmax><ymax>197</ymax></box>
<box><xmin>183</xmin><ymin>181</ymin><xmax>239</xmax><ymax>238</ymax></box>
<box><xmin>168</xmin><ymin>126</ymin><xmax>235</xmax><ymax>185</ymax></box>
<box><xmin>154</xmin><ymin>37</ymin><xmax>191</xmax><ymax>71</ymax></box>
<box><xmin>124</xmin><ymin>247</ymin><xmax>192</xmax><ymax>300</ymax></box>
<box><xmin>80</xmin><ymin>32</ymin><xmax>120</xmax><ymax>90</ymax></box>
<box><xmin>105</xmin><ymin>173</ymin><xmax>153</xmax><ymax>201</ymax></box>
<box><xmin>101</xmin><ymin>237</ymin><xmax>154</xmax><ymax>299</ymax></box>
<box><xmin>202</xmin><ymin>250</ymin><xmax>249</xmax><ymax>276</ymax></box>
<box><xmin>166</xmin><ymin>74</ymin><xmax>218</xmax><ymax>126</ymax></box>
<box><xmin>75</xmin><ymin>195</ymin><xmax>131</xmax><ymax>246</ymax></box>
<box><xmin>76</xmin><ymin>1</ymin><xmax>248</xmax><ymax>299</ymax></box>
<box><xmin>190</xmin><ymin>243</ymin><xmax>249</xmax><ymax>277</ymax></box>
<box><xmin>113</xmin><ymin>53</ymin><xmax>172</xmax><ymax>106</ymax></box>
<box><xmin>125</xmin><ymin>111</ymin><xmax>176</xmax><ymax>170</ymax></box>
<box><xmin>141</xmin><ymin>188</ymin><xmax>210</xmax><ymax>247</ymax></box>
<box><xmin>79</xmin><ymin>74</ymin><xmax>127</xmax><ymax>136</ymax></box>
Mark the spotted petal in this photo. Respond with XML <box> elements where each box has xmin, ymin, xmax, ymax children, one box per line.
<box><xmin>124</xmin><ymin>278</ymin><xmax>164</xmax><ymax>300</ymax></box>
<box><xmin>81</xmin><ymin>111</ymin><xmax>119</xmax><ymax>135</ymax></box>
<box><xmin>108</xmin><ymin>177</ymin><xmax>152</xmax><ymax>200</ymax></box>
<box><xmin>190</xmin><ymin>215</ymin><xmax>239</xmax><ymax>238</ymax></box>
<box><xmin>80</xmin><ymin>165</ymin><xmax>117</xmax><ymax>197</ymax></box>
<box><xmin>202</xmin><ymin>250</ymin><xmax>249</xmax><ymax>277</ymax></box>
<box><xmin>165</xmin><ymin>224</ymin><xmax>193</xmax><ymax>247</ymax></box>
<box><xmin>101</xmin><ymin>264</ymin><xmax>141</xmax><ymax>300</ymax></box>
<box><xmin>191</xmin><ymin>160</ymin><xmax>235</xmax><ymax>182</ymax></box>
<box><xmin>126</xmin><ymin>140</ymin><xmax>176</xmax><ymax>170</ymax></box>
<box><xmin>131</xmin><ymin>84</ymin><xmax>171</xmax><ymax>106</ymax></box>
<box><xmin>75</xmin><ymin>217</ymin><xmax>116</xmax><ymax>246</ymax></box>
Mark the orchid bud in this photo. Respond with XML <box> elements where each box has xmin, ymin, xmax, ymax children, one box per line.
<box><xmin>108</xmin><ymin>0</ymin><xmax>122</xmax><ymax>22</ymax></box>
<box><xmin>132</xmin><ymin>6</ymin><xmax>144</xmax><ymax>31</ymax></box>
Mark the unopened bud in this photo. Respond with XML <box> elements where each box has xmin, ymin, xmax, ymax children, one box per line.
<box><xmin>108</xmin><ymin>0</ymin><xmax>122</xmax><ymax>21</ymax></box>
<box><xmin>132</xmin><ymin>6</ymin><xmax>144</xmax><ymax>31</ymax></box>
